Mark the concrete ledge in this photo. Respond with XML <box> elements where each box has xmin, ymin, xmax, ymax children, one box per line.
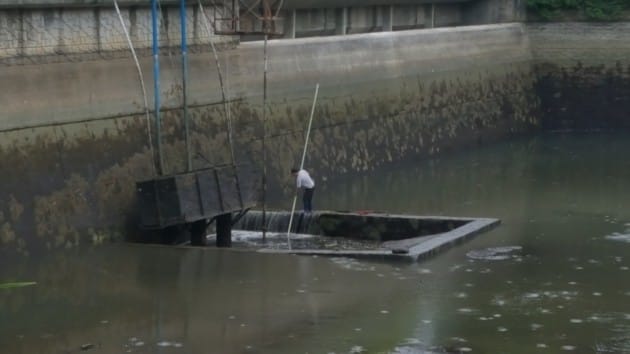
<box><xmin>238</xmin><ymin>211</ymin><xmax>500</xmax><ymax>262</ymax></box>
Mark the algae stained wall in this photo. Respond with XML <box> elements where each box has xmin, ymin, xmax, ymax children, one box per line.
<box><xmin>529</xmin><ymin>23</ymin><xmax>630</xmax><ymax>131</ymax></box>
<box><xmin>0</xmin><ymin>23</ymin><xmax>539</xmax><ymax>254</ymax></box>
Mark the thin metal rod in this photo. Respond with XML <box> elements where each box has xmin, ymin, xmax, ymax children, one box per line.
<box><xmin>262</xmin><ymin>34</ymin><xmax>268</xmax><ymax>243</ymax></box>
<box><xmin>113</xmin><ymin>0</ymin><xmax>156</xmax><ymax>177</ymax></box>
<box><xmin>152</xmin><ymin>0</ymin><xmax>164</xmax><ymax>175</ymax></box>
<box><xmin>181</xmin><ymin>0</ymin><xmax>192</xmax><ymax>172</ymax></box>
<box><xmin>286</xmin><ymin>83</ymin><xmax>320</xmax><ymax>249</ymax></box>
<box><xmin>198</xmin><ymin>1</ymin><xmax>244</xmax><ymax>206</ymax></box>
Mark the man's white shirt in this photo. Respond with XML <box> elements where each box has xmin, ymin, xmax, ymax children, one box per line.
<box><xmin>296</xmin><ymin>170</ymin><xmax>315</xmax><ymax>189</ymax></box>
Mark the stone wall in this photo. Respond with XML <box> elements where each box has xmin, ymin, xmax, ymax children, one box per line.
<box><xmin>0</xmin><ymin>23</ymin><xmax>539</xmax><ymax>254</ymax></box>
<box><xmin>528</xmin><ymin>23</ymin><xmax>630</xmax><ymax>130</ymax></box>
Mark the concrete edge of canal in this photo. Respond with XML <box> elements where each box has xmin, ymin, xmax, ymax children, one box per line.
<box><xmin>241</xmin><ymin>211</ymin><xmax>501</xmax><ymax>262</ymax></box>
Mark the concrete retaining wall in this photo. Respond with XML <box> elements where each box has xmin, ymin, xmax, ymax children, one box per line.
<box><xmin>0</xmin><ymin>23</ymin><xmax>539</xmax><ymax>253</ymax></box>
<box><xmin>528</xmin><ymin>23</ymin><xmax>630</xmax><ymax>130</ymax></box>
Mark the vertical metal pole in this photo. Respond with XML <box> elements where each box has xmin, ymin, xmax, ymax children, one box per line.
<box><xmin>262</xmin><ymin>34</ymin><xmax>268</xmax><ymax>242</ymax></box>
<box><xmin>152</xmin><ymin>0</ymin><xmax>164</xmax><ymax>175</ymax></box>
<box><xmin>431</xmin><ymin>4</ymin><xmax>435</xmax><ymax>28</ymax></box>
<box><xmin>181</xmin><ymin>0</ymin><xmax>192</xmax><ymax>172</ymax></box>
<box><xmin>197</xmin><ymin>1</ymin><xmax>243</xmax><ymax>207</ymax></box>
<box><xmin>286</xmin><ymin>84</ymin><xmax>320</xmax><ymax>249</ymax></box>
<box><xmin>113</xmin><ymin>0</ymin><xmax>156</xmax><ymax>177</ymax></box>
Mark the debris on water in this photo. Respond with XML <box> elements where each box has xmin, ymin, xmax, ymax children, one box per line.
<box><xmin>380</xmin><ymin>310</ymin><xmax>390</xmax><ymax>314</ymax></box>
<box><xmin>466</xmin><ymin>246</ymin><xmax>522</xmax><ymax>261</ymax></box>
<box><xmin>80</xmin><ymin>343</ymin><xmax>95</xmax><ymax>351</ymax></box>
<box><xmin>531</xmin><ymin>323</ymin><xmax>543</xmax><ymax>330</ymax></box>
<box><xmin>536</xmin><ymin>343</ymin><xmax>547</xmax><ymax>348</ymax></box>
<box><xmin>561</xmin><ymin>345</ymin><xmax>576</xmax><ymax>351</ymax></box>
<box><xmin>349</xmin><ymin>345</ymin><xmax>367</xmax><ymax>353</ymax></box>
<box><xmin>0</xmin><ymin>281</ymin><xmax>37</xmax><ymax>289</ymax></box>
<box><xmin>497</xmin><ymin>327</ymin><xmax>508</xmax><ymax>332</ymax></box>
<box><xmin>593</xmin><ymin>292</ymin><xmax>603</xmax><ymax>296</ymax></box>
<box><xmin>569</xmin><ymin>319</ymin><xmax>583</xmax><ymax>324</ymax></box>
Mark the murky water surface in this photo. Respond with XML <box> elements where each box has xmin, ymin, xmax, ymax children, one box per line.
<box><xmin>3</xmin><ymin>133</ymin><xmax>630</xmax><ymax>353</ymax></box>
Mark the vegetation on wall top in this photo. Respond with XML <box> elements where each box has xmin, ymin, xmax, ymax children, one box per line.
<box><xmin>527</xmin><ymin>0</ymin><xmax>630</xmax><ymax>21</ymax></box>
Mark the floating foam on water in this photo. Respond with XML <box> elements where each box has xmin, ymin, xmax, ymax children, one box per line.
<box><xmin>457</xmin><ymin>308</ymin><xmax>476</xmax><ymax>314</ymax></box>
<box><xmin>605</xmin><ymin>233</ymin><xmax>630</xmax><ymax>243</ymax></box>
<box><xmin>561</xmin><ymin>345</ymin><xmax>576</xmax><ymax>351</ymax></box>
<box><xmin>497</xmin><ymin>327</ymin><xmax>508</xmax><ymax>332</ymax></box>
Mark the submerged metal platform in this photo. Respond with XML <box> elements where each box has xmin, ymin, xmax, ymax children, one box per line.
<box><xmin>233</xmin><ymin>211</ymin><xmax>500</xmax><ymax>262</ymax></box>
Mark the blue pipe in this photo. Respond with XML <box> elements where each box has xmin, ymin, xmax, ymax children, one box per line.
<box><xmin>152</xmin><ymin>0</ymin><xmax>164</xmax><ymax>175</ymax></box>
<box><xmin>180</xmin><ymin>0</ymin><xmax>192</xmax><ymax>172</ymax></box>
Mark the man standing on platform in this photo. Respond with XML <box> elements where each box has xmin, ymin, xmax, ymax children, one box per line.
<box><xmin>291</xmin><ymin>168</ymin><xmax>315</xmax><ymax>213</ymax></box>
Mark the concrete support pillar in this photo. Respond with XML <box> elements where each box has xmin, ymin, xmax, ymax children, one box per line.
<box><xmin>383</xmin><ymin>5</ymin><xmax>393</xmax><ymax>31</ymax></box>
<box><xmin>335</xmin><ymin>7</ymin><xmax>347</xmax><ymax>35</ymax></box>
<box><xmin>431</xmin><ymin>4</ymin><xmax>436</xmax><ymax>28</ymax></box>
<box><xmin>216</xmin><ymin>213</ymin><xmax>232</xmax><ymax>248</ymax></box>
<box><xmin>285</xmin><ymin>9</ymin><xmax>296</xmax><ymax>39</ymax></box>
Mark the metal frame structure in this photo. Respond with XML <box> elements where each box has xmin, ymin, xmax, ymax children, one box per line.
<box><xmin>213</xmin><ymin>0</ymin><xmax>285</xmax><ymax>37</ymax></box>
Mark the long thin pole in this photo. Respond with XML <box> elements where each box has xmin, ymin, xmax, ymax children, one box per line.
<box><xmin>113</xmin><ymin>0</ymin><xmax>156</xmax><ymax>176</ymax></box>
<box><xmin>262</xmin><ymin>34</ymin><xmax>269</xmax><ymax>243</ymax></box>
<box><xmin>286</xmin><ymin>83</ymin><xmax>320</xmax><ymax>249</ymax></box>
<box><xmin>180</xmin><ymin>0</ymin><xmax>192</xmax><ymax>172</ymax></box>
<box><xmin>198</xmin><ymin>1</ymin><xmax>244</xmax><ymax>207</ymax></box>
<box><xmin>152</xmin><ymin>0</ymin><xmax>164</xmax><ymax>175</ymax></box>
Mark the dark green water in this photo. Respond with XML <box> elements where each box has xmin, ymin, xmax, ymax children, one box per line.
<box><xmin>3</xmin><ymin>133</ymin><xmax>630</xmax><ymax>353</ymax></box>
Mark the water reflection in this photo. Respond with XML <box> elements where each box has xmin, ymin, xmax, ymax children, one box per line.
<box><xmin>4</xmin><ymin>133</ymin><xmax>630</xmax><ymax>353</ymax></box>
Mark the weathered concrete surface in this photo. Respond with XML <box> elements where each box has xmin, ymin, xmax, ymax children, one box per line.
<box><xmin>250</xmin><ymin>211</ymin><xmax>501</xmax><ymax>262</ymax></box>
<box><xmin>528</xmin><ymin>23</ymin><xmax>630</xmax><ymax>130</ymax></box>
<box><xmin>0</xmin><ymin>5</ymin><xmax>237</xmax><ymax>62</ymax></box>
<box><xmin>0</xmin><ymin>23</ymin><xmax>538</xmax><ymax>254</ymax></box>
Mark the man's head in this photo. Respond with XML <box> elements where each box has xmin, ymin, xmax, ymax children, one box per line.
<box><xmin>291</xmin><ymin>168</ymin><xmax>299</xmax><ymax>176</ymax></box>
